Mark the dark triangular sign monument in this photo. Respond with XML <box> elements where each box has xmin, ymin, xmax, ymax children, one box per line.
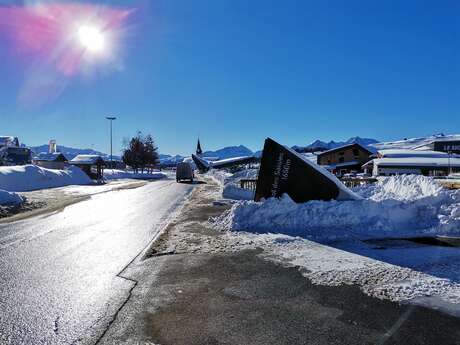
<box><xmin>254</xmin><ymin>138</ymin><xmax>359</xmax><ymax>203</ymax></box>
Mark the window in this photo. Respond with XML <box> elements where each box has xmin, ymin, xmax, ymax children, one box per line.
<box><xmin>339</xmin><ymin>157</ymin><xmax>344</xmax><ymax>163</ymax></box>
<box><xmin>353</xmin><ymin>148</ymin><xmax>359</xmax><ymax>156</ymax></box>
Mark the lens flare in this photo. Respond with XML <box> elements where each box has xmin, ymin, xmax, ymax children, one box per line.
<box><xmin>78</xmin><ymin>25</ymin><xmax>106</xmax><ymax>54</ymax></box>
<box><xmin>0</xmin><ymin>2</ymin><xmax>134</xmax><ymax>106</ymax></box>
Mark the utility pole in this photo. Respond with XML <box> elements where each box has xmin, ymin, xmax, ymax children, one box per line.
<box><xmin>106</xmin><ymin>116</ymin><xmax>117</xmax><ymax>168</ymax></box>
<box><xmin>448</xmin><ymin>150</ymin><xmax>452</xmax><ymax>176</ymax></box>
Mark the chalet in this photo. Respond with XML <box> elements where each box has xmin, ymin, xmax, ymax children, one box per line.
<box><xmin>69</xmin><ymin>155</ymin><xmax>105</xmax><ymax>180</ymax></box>
<box><xmin>316</xmin><ymin>143</ymin><xmax>374</xmax><ymax>176</ymax></box>
<box><xmin>0</xmin><ymin>136</ymin><xmax>31</xmax><ymax>166</ymax></box>
<box><xmin>363</xmin><ymin>149</ymin><xmax>460</xmax><ymax>176</ymax></box>
<box><xmin>34</xmin><ymin>152</ymin><xmax>68</xmax><ymax>170</ymax></box>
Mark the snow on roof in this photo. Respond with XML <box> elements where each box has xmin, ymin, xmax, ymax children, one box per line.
<box><xmin>364</xmin><ymin>157</ymin><xmax>460</xmax><ymax>168</ymax></box>
<box><xmin>371</xmin><ymin>134</ymin><xmax>460</xmax><ymax>151</ymax></box>
<box><xmin>70</xmin><ymin>154</ymin><xmax>104</xmax><ymax>165</ymax></box>
<box><xmin>0</xmin><ymin>136</ymin><xmax>18</xmax><ymax>147</ymax></box>
<box><xmin>212</xmin><ymin>156</ymin><xmax>253</xmax><ymax>165</ymax></box>
<box><xmin>377</xmin><ymin>149</ymin><xmax>458</xmax><ymax>159</ymax></box>
<box><xmin>35</xmin><ymin>152</ymin><xmax>67</xmax><ymax>162</ymax></box>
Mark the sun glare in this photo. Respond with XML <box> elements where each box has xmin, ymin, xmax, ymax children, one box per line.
<box><xmin>78</xmin><ymin>25</ymin><xmax>106</xmax><ymax>53</ymax></box>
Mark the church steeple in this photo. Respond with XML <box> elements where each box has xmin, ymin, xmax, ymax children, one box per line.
<box><xmin>196</xmin><ymin>138</ymin><xmax>203</xmax><ymax>156</ymax></box>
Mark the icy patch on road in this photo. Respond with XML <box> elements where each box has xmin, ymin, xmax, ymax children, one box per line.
<box><xmin>214</xmin><ymin>175</ymin><xmax>460</xmax><ymax>240</ymax></box>
<box><xmin>104</xmin><ymin>169</ymin><xmax>167</xmax><ymax>180</ymax></box>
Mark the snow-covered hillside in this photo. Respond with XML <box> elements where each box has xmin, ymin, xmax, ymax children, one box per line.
<box><xmin>370</xmin><ymin>133</ymin><xmax>460</xmax><ymax>150</ymax></box>
<box><xmin>159</xmin><ymin>154</ymin><xmax>185</xmax><ymax>165</ymax></box>
<box><xmin>29</xmin><ymin>144</ymin><xmax>108</xmax><ymax>161</ymax></box>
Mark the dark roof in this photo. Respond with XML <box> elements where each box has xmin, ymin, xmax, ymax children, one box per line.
<box><xmin>317</xmin><ymin>143</ymin><xmax>373</xmax><ymax>158</ymax></box>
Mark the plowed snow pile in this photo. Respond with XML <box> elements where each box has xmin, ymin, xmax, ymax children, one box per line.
<box><xmin>214</xmin><ymin>175</ymin><xmax>460</xmax><ymax>240</ymax></box>
<box><xmin>0</xmin><ymin>189</ymin><xmax>23</xmax><ymax>205</ymax></box>
<box><xmin>0</xmin><ymin>165</ymin><xmax>92</xmax><ymax>192</ymax></box>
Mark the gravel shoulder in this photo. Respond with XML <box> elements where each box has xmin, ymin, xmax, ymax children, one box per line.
<box><xmin>99</xmin><ymin>179</ymin><xmax>460</xmax><ymax>345</ymax></box>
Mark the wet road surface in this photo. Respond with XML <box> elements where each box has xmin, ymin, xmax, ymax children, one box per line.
<box><xmin>0</xmin><ymin>178</ymin><xmax>193</xmax><ymax>344</ymax></box>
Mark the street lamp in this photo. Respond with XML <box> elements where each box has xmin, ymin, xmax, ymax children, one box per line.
<box><xmin>106</xmin><ymin>116</ymin><xmax>117</xmax><ymax>168</ymax></box>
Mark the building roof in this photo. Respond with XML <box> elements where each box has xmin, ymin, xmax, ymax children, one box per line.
<box><xmin>35</xmin><ymin>152</ymin><xmax>67</xmax><ymax>162</ymax></box>
<box><xmin>0</xmin><ymin>136</ymin><xmax>19</xmax><ymax>147</ymax></box>
<box><xmin>317</xmin><ymin>143</ymin><xmax>374</xmax><ymax>157</ymax></box>
<box><xmin>412</xmin><ymin>136</ymin><xmax>460</xmax><ymax>150</ymax></box>
<box><xmin>377</xmin><ymin>149</ymin><xmax>458</xmax><ymax>159</ymax></box>
<box><xmin>70</xmin><ymin>154</ymin><xmax>104</xmax><ymax>165</ymax></box>
<box><xmin>363</xmin><ymin>157</ymin><xmax>460</xmax><ymax>168</ymax></box>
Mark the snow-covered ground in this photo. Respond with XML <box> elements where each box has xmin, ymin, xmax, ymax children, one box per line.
<box><xmin>104</xmin><ymin>169</ymin><xmax>167</xmax><ymax>180</ymax></box>
<box><xmin>0</xmin><ymin>165</ymin><xmax>92</xmax><ymax>192</ymax></box>
<box><xmin>0</xmin><ymin>189</ymin><xmax>23</xmax><ymax>206</ymax></box>
<box><xmin>215</xmin><ymin>175</ymin><xmax>460</xmax><ymax>240</ymax></box>
<box><xmin>207</xmin><ymin>172</ymin><xmax>460</xmax><ymax>316</ymax></box>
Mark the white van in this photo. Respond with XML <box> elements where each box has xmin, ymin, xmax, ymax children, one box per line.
<box><xmin>176</xmin><ymin>162</ymin><xmax>194</xmax><ymax>183</ymax></box>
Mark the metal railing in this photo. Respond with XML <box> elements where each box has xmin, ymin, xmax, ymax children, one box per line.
<box><xmin>240</xmin><ymin>179</ymin><xmax>258</xmax><ymax>191</ymax></box>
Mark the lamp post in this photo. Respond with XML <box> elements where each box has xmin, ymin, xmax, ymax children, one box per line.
<box><xmin>106</xmin><ymin>116</ymin><xmax>116</xmax><ymax>168</ymax></box>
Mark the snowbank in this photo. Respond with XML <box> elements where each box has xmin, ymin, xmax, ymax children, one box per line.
<box><xmin>0</xmin><ymin>189</ymin><xmax>23</xmax><ymax>205</ymax></box>
<box><xmin>104</xmin><ymin>169</ymin><xmax>167</xmax><ymax>180</ymax></box>
<box><xmin>205</xmin><ymin>168</ymin><xmax>258</xmax><ymax>201</ymax></box>
<box><xmin>214</xmin><ymin>175</ymin><xmax>460</xmax><ymax>240</ymax></box>
<box><xmin>0</xmin><ymin>165</ymin><xmax>92</xmax><ymax>192</ymax></box>
<box><xmin>354</xmin><ymin>175</ymin><xmax>444</xmax><ymax>201</ymax></box>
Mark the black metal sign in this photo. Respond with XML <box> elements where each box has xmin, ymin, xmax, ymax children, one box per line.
<box><xmin>255</xmin><ymin>138</ymin><xmax>355</xmax><ymax>203</ymax></box>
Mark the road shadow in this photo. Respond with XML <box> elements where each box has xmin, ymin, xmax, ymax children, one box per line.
<box><xmin>177</xmin><ymin>180</ymin><xmax>207</xmax><ymax>185</ymax></box>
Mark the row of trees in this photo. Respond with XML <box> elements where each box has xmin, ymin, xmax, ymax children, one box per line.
<box><xmin>122</xmin><ymin>132</ymin><xmax>159</xmax><ymax>173</ymax></box>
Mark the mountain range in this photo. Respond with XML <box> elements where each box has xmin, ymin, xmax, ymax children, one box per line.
<box><xmin>292</xmin><ymin>136</ymin><xmax>379</xmax><ymax>152</ymax></box>
<box><xmin>29</xmin><ymin>144</ymin><xmax>109</xmax><ymax>160</ymax></box>
<box><xmin>32</xmin><ymin>134</ymin><xmax>459</xmax><ymax>165</ymax></box>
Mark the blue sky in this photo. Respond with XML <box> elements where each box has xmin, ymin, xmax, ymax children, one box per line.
<box><xmin>0</xmin><ymin>0</ymin><xmax>458</xmax><ymax>155</ymax></box>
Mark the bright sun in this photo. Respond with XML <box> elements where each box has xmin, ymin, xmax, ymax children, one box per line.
<box><xmin>78</xmin><ymin>25</ymin><xmax>106</xmax><ymax>53</ymax></box>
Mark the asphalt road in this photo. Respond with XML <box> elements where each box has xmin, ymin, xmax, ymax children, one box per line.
<box><xmin>0</xmin><ymin>178</ymin><xmax>193</xmax><ymax>345</ymax></box>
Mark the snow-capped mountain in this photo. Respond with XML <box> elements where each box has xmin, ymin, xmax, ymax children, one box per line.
<box><xmin>293</xmin><ymin>136</ymin><xmax>379</xmax><ymax>152</ymax></box>
<box><xmin>159</xmin><ymin>154</ymin><xmax>185</xmax><ymax>165</ymax></box>
<box><xmin>202</xmin><ymin>145</ymin><xmax>254</xmax><ymax>160</ymax></box>
<box><xmin>29</xmin><ymin>144</ymin><xmax>108</xmax><ymax>160</ymax></box>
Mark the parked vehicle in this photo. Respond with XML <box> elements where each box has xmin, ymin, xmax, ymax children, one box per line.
<box><xmin>176</xmin><ymin>162</ymin><xmax>194</xmax><ymax>182</ymax></box>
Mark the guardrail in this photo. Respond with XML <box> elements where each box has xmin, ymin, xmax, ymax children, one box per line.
<box><xmin>240</xmin><ymin>178</ymin><xmax>258</xmax><ymax>191</ymax></box>
<box><xmin>340</xmin><ymin>177</ymin><xmax>378</xmax><ymax>188</ymax></box>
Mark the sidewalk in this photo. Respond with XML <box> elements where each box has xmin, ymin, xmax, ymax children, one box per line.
<box><xmin>99</xmin><ymin>180</ymin><xmax>460</xmax><ymax>345</ymax></box>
